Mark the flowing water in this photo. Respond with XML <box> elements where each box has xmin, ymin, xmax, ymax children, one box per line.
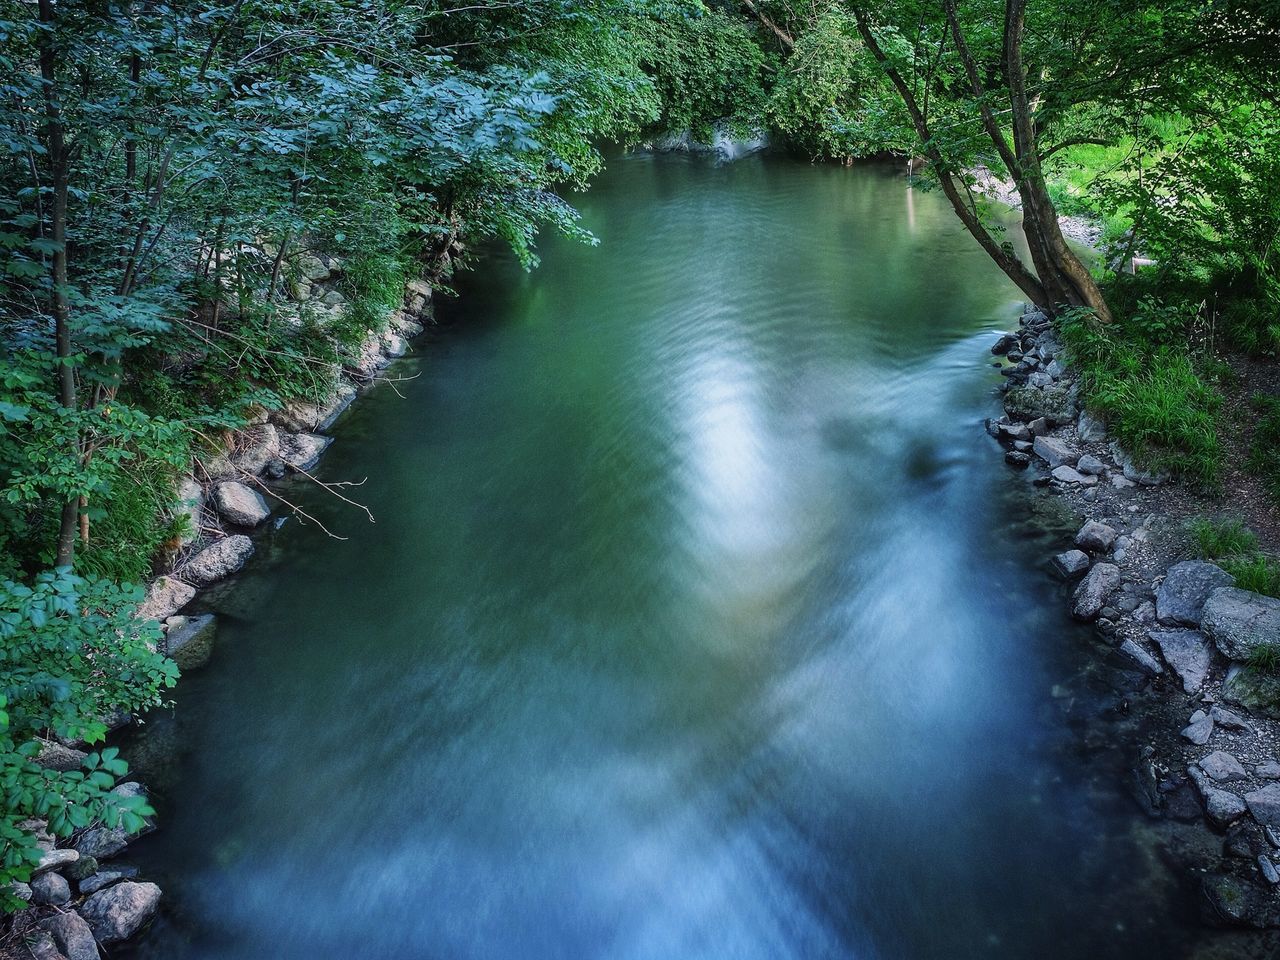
<box><xmin>125</xmin><ymin>153</ymin><xmax>1222</xmax><ymax>959</ymax></box>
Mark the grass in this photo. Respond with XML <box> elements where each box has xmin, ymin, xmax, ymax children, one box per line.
<box><xmin>1247</xmin><ymin>393</ymin><xmax>1280</xmax><ymax>501</ymax></box>
<box><xmin>1189</xmin><ymin>517</ymin><xmax>1280</xmax><ymax>599</ymax></box>
<box><xmin>1248</xmin><ymin>642</ymin><xmax>1280</xmax><ymax>676</ymax></box>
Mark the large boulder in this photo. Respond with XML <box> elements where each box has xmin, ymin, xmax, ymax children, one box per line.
<box><xmin>1245</xmin><ymin>783</ymin><xmax>1280</xmax><ymax>833</ymax></box>
<box><xmin>213</xmin><ymin>481</ymin><xmax>271</xmax><ymax>527</ymax></box>
<box><xmin>1150</xmin><ymin>629</ymin><xmax>1214</xmax><ymax>693</ymax></box>
<box><xmin>272</xmin><ymin>383</ymin><xmax>356</xmax><ymax>433</ymax></box>
<box><xmin>1033</xmin><ymin>435</ymin><xmax>1078</xmax><ymax>468</ymax></box>
<box><xmin>183</xmin><ymin>535</ymin><xmax>254</xmax><ymax>586</ymax></box>
<box><xmin>1202</xmin><ymin>587</ymin><xmax>1280</xmax><ymax>662</ymax></box>
<box><xmin>230</xmin><ymin>423</ymin><xmax>280</xmax><ymax>477</ymax></box>
<box><xmin>1073</xmin><ymin>563</ymin><xmax>1120</xmax><ymax>621</ymax></box>
<box><xmin>295</xmin><ymin>252</ymin><xmax>331</xmax><ymax>282</ymax></box>
<box><xmin>136</xmin><ymin>576</ymin><xmax>196</xmax><ymax>622</ymax></box>
<box><xmin>1004</xmin><ymin>383</ymin><xmax>1076</xmax><ymax>424</ymax></box>
<box><xmin>277</xmin><ymin>432</ymin><xmax>331</xmax><ymax>472</ymax></box>
<box><xmin>163</xmin><ymin>614</ymin><xmax>217</xmax><ymax>669</ymax></box>
<box><xmin>43</xmin><ymin>911</ymin><xmax>98</xmax><ymax>960</ymax></box>
<box><xmin>33</xmin><ymin>848</ymin><xmax>79</xmax><ymax>876</ymax></box>
<box><xmin>75</xmin><ymin>825</ymin><xmax>129</xmax><ymax>860</ymax></box>
<box><xmin>30</xmin><ymin>871</ymin><xmax>70</xmax><ymax>905</ymax></box>
<box><xmin>1074</xmin><ymin>520</ymin><xmax>1118</xmax><ymax>553</ymax></box>
<box><xmin>1157</xmin><ymin>561</ymin><xmax>1235</xmax><ymax>626</ymax></box>
<box><xmin>80</xmin><ymin>880</ymin><xmax>161</xmax><ymax>944</ymax></box>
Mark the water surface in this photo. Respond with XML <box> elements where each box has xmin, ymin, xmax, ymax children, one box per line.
<box><xmin>127</xmin><ymin>154</ymin><xmax>1213</xmax><ymax>959</ymax></box>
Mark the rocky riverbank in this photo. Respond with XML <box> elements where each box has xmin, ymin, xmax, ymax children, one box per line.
<box><xmin>987</xmin><ymin>307</ymin><xmax>1280</xmax><ymax>933</ymax></box>
<box><xmin>1</xmin><ymin>263</ymin><xmax>437</xmax><ymax>960</ymax></box>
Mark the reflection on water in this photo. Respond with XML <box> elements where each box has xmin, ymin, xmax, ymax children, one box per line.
<box><xmin>123</xmin><ymin>154</ymin><xmax>1228</xmax><ymax>959</ymax></box>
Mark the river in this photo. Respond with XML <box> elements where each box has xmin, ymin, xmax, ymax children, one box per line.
<box><xmin>124</xmin><ymin>152</ymin><xmax>1216</xmax><ymax>959</ymax></box>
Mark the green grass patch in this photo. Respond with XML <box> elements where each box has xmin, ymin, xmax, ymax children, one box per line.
<box><xmin>1190</xmin><ymin>517</ymin><xmax>1260</xmax><ymax>559</ymax></box>
<box><xmin>1222</xmin><ymin>554</ymin><xmax>1280</xmax><ymax>599</ymax></box>
<box><xmin>1246</xmin><ymin>393</ymin><xmax>1280</xmax><ymax>501</ymax></box>
<box><xmin>1247</xmin><ymin>643</ymin><xmax>1280</xmax><ymax>675</ymax></box>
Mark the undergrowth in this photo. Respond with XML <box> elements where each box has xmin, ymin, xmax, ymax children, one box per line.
<box><xmin>1190</xmin><ymin>517</ymin><xmax>1280</xmax><ymax>599</ymax></box>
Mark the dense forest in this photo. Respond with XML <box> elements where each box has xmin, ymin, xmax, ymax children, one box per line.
<box><xmin>2</xmin><ymin>0</ymin><xmax>1279</xmax><ymax>932</ymax></box>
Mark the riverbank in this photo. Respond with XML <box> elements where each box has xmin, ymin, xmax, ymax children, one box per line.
<box><xmin>987</xmin><ymin>307</ymin><xmax>1280</xmax><ymax>932</ymax></box>
<box><xmin>0</xmin><ymin>264</ymin><xmax>438</xmax><ymax>960</ymax></box>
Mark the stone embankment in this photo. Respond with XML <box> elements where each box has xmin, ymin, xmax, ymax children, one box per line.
<box><xmin>987</xmin><ymin>307</ymin><xmax>1280</xmax><ymax>928</ymax></box>
<box><xmin>4</xmin><ymin>261</ymin><xmax>436</xmax><ymax>960</ymax></box>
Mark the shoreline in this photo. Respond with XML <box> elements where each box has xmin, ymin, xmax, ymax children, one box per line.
<box><xmin>986</xmin><ymin>307</ymin><xmax>1280</xmax><ymax>932</ymax></box>
<box><xmin>2</xmin><ymin>260</ymin><xmax>440</xmax><ymax>959</ymax></box>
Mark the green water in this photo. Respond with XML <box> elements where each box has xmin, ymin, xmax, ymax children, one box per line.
<box><xmin>125</xmin><ymin>153</ymin><xmax>1224</xmax><ymax>959</ymax></box>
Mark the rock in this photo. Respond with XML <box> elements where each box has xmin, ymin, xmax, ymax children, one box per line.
<box><xmin>10</xmin><ymin>881</ymin><xmax>32</xmax><ymax>902</ymax></box>
<box><xmin>272</xmin><ymin>383</ymin><xmax>356</xmax><ymax>433</ymax></box>
<box><xmin>1223</xmin><ymin>668</ymin><xmax>1280</xmax><ymax>721</ymax></box>
<box><xmin>1182</xmin><ymin>709</ymin><xmax>1215</xmax><ymax>745</ymax></box>
<box><xmin>1033</xmin><ymin>437</ymin><xmax>1075</xmax><ymax>467</ymax></box>
<box><xmin>1211</xmin><ymin>705</ymin><xmax>1254</xmax><ymax>732</ymax></box>
<box><xmin>30</xmin><ymin>871</ymin><xmax>71</xmax><ymax>905</ymax></box>
<box><xmin>33</xmin><ymin>848</ymin><xmax>79</xmax><ymax>876</ymax></box>
<box><xmin>1027</xmin><ymin>417</ymin><xmax>1050</xmax><ymax>437</ymax></box>
<box><xmin>1257</xmin><ymin>761</ymin><xmax>1280</xmax><ymax>780</ymax></box>
<box><xmin>1111</xmin><ymin>443</ymin><xmax>1166</xmax><ymax>486</ymax></box>
<box><xmin>1028</xmin><ymin>371</ymin><xmax>1054</xmax><ymax>389</ymax></box>
<box><xmin>1111</xmin><ymin>475</ymin><xmax>1136</xmax><ymax>489</ymax></box>
<box><xmin>1190</xmin><ymin>764</ymin><xmax>1247</xmax><ymax>826</ymax></box>
<box><xmin>1074</xmin><ymin>520</ymin><xmax>1118</xmax><ymax>553</ymax></box>
<box><xmin>79</xmin><ymin>865</ymin><xmax>139</xmax><ymax>895</ymax></box>
<box><xmin>75</xmin><ymin>825</ymin><xmax>130</xmax><ymax>860</ymax></box>
<box><xmin>1150</xmin><ymin>629</ymin><xmax>1213</xmax><ymax>693</ymax></box>
<box><xmin>1202</xmin><ymin>587</ymin><xmax>1280</xmax><ymax>661</ymax></box>
<box><xmin>1052</xmin><ymin>549</ymin><xmax>1091</xmax><ymax>578</ymax></box>
<box><xmin>1004</xmin><ymin>383</ymin><xmax>1076</xmax><ymax>424</ymax></box>
<box><xmin>36</xmin><ymin>740</ymin><xmax>88</xmax><ymax>772</ymax></box>
<box><xmin>1046</xmin><ymin>359</ymin><xmax>1067</xmax><ymax>379</ymax></box>
<box><xmin>295</xmin><ymin>252</ymin><xmax>331</xmax><ymax>282</ymax></box>
<box><xmin>80</xmin><ymin>880</ymin><xmax>162</xmax><ymax>944</ymax></box>
<box><xmin>1072</xmin><ymin>562</ymin><xmax>1120</xmax><ymax>621</ymax></box>
<box><xmin>1005</xmin><ymin>451</ymin><xmax>1031</xmax><ymax>469</ymax></box>
<box><xmin>213</xmin><ymin>481</ymin><xmax>271</xmax><ymax>527</ymax></box>
<box><xmin>1076</xmin><ymin>453</ymin><xmax>1106</xmax><ymax>475</ymax></box>
<box><xmin>1157</xmin><ymin>561</ymin><xmax>1236</xmax><ymax>627</ymax></box>
<box><xmin>66</xmin><ymin>855</ymin><xmax>98</xmax><ymax>882</ymax></box>
<box><xmin>320</xmin><ymin>289</ymin><xmax>346</xmax><ymax>306</ymax></box>
<box><xmin>382</xmin><ymin>331</ymin><xmax>407</xmax><ymax>357</ymax></box>
<box><xmin>1246</xmin><ymin>783</ymin><xmax>1280</xmax><ymax>832</ymax></box>
<box><xmin>1051</xmin><ymin>465</ymin><xmax>1097</xmax><ymax>485</ymax></box>
<box><xmin>1011</xmin><ymin>439</ymin><xmax>1032</xmax><ymax>452</ymax></box>
<box><xmin>277</xmin><ymin>432</ymin><xmax>331</xmax><ymax>472</ymax></box>
<box><xmin>1078</xmin><ymin>411</ymin><xmax>1107</xmax><ymax>442</ymax></box>
<box><xmin>43</xmin><ymin>911</ymin><xmax>98</xmax><ymax>960</ymax></box>
<box><xmin>1119</xmin><ymin>638</ymin><xmax>1163</xmax><ymax>675</ymax></box>
<box><xmin>1135</xmin><ymin>600</ymin><xmax>1156</xmax><ymax>624</ymax></box>
<box><xmin>230</xmin><ymin>423</ymin><xmax>280</xmax><ymax>477</ymax></box>
<box><xmin>136</xmin><ymin>576</ymin><xmax>196</xmax><ymax>622</ymax></box>
<box><xmin>1201</xmin><ymin>751</ymin><xmax>1249</xmax><ymax>782</ymax></box>
<box><xmin>182</xmin><ymin>535</ymin><xmax>254</xmax><ymax>586</ymax></box>
<box><xmin>405</xmin><ymin>278</ymin><xmax>432</xmax><ymax>303</ymax></box>
<box><xmin>997</xmin><ymin>421</ymin><xmax>1031</xmax><ymax>442</ymax></box>
<box><xmin>1260</xmin><ymin>855</ymin><xmax>1280</xmax><ymax>885</ymax></box>
<box><xmin>163</xmin><ymin>614</ymin><xmax>217</xmax><ymax>669</ymax></box>
<box><xmin>24</xmin><ymin>933</ymin><xmax>64</xmax><ymax>960</ymax></box>
<box><xmin>174</xmin><ymin>477</ymin><xmax>204</xmax><ymax>546</ymax></box>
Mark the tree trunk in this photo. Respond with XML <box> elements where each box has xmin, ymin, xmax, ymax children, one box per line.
<box><xmin>37</xmin><ymin>0</ymin><xmax>79</xmax><ymax>569</ymax></box>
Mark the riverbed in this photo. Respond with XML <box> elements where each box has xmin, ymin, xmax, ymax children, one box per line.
<box><xmin>124</xmin><ymin>152</ymin><xmax>1214</xmax><ymax>958</ymax></box>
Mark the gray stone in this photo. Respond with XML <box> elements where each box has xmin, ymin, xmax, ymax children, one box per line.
<box><xmin>80</xmin><ymin>880</ymin><xmax>162</xmax><ymax>944</ymax></box>
<box><xmin>1135</xmin><ymin>600</ymin><xmax>1156</xmax><ymax>623</ymax></box>
<box><xmin>295</xmin><ymin>252</ymin><xmax>331</xmax><ymax>282</ymax></box>
<box><xmin>1004</xmin><ymin>384</ymin><xmax>1076</xmax><ymax>424</ymax></box>
<box><xmin>1072</xmin><ymin>562</ymin><xmax>1120</xmax><ymax>621</ymax></box>
<box><xmin>10</xmin><ymin>881</ymin><xmax>31</xmax><ymax>902</ymax></box>
<box><xmin>1190</xmin><ymin>764</ymin><xmax>1247</xmax><ymax>826</ymax></box>
<box><xmin>75</xmin><ymin>825</ymin><xmax>130</xmax><ymax>860</ymax></box>
<box><xmin>1051</xmin><ymin>465</ymin><xmax>1097</xmax><ymax>485</ymax></box>
<box><xmin>1257</xmin><ymin>762</ymin><xmax>1280</xmax><ymax>780</ymax></box>
<box><xmin>997</xmin><ymin>421</ymin><xmax>1031</xmax><ymax>442</ymax></box>
<box><xmin>1077</xmin><ymin>411</ymin><xmax>1107</xmax><ymax>442</ymax></box>
<box><xmin>175</xmin><ymin>477</ymin><xmax>204</xmax><ymax>546</ymax></box>
<box><xmin>1052</xmin><ymin>549</ymin><xmax>1091</xmax><ymax>578</ymax></box>
<box><xmin>1150</xmin><ymin>629</ymin><xmax>1213</xmax><ymax>693</ymax></box>
<box><xmin>25</xmin><ymin>933</ymin><xmax>66</xmax><ymax>960</ymax></box>
<box><xmin>1201</xmin><ymin>751</ymin><xmax>1249</xmax><ymax>782</ymax></box>
<box><xmin>79</xmin><ymin>865</ymin><xmax>139</xmax><ymax>895</ymax></box>
<box><xmin>1246</xmin><ymin>783</ymin><xmax>1280</xmax><ymax>832</ymax></box>
<box><xmin>1028</xmin><ymin>371</ymin><xmax>1053</xmax><ymax>389</ymax></box>
<box><xmin>1074</xmin><ymin>520</ymin><xmax>1118</xmax><ymax>553</ymax></box>
<box><xmin>1182</xmin><ymin>709</ymin><xmax>1215</xmax><ymax>745</ymax></box>
<box><xmin>1202</xmin><ymin>587</ymin><xmax>1280</xmax><ymax>662</ymax></box>
<box><xmin>1259</xmin><ymin>855</ymin><xmax>1280</xmax><ymax>885</ymax></box>
<box><xmin>272</xmin><ymin>383</ymin><xmax>356</xmax><ymax>433</ymax></box>
<box><xmin>1111</xmin><ymin>443</ymin><xmax>1166</xmax><ymax>486</ymax></box>
<box><xmin>1119</xmin><ymin>638</ymin><xmax>1163</xmax><ymax>675</ymax></box>
<box><xmin>1111</xmin><ymin>475</ymin><xmax>1137</xmax><ymax>489</ymax></box>
<box><xmin>184</xmin><ymin>535</ymin><xmax>254</xmax><ymax>586</ymax></box>
<box><xmin>406</xmin><ymin>278</ymin><xmax>432</xmax><ymax>303</ymax></box>
<box><xmin>36</xmin><ymin>740</ymin><xmax>88</xmax><ymax>772</ymax></box>
<box><xmin>33</xmin><ymin>848</ymin><xmax>79</xmax><ymax>876</ymax></box>
<box><xmin>1033</xmin><ymin>435</ymin><xmax>1078</xmax><ymax>467</ymax></box>
<box><xmin>1157</xmin><ymin>561</ymin><xmax>1235</xmax><ymax>627</ymax></box>
<box><xmin>1005</xmin><ymin>451</ymin><xmax>1031</xmax><ymax>469</ymax></box>
<box><xmin>30</xmin><ymin>871</ymin><xmax>70</xmax><ymax>905</ymax></box>
<box><xmin>43</xmin><ymin>911</ymin><xmax>98</xmax><ymax>960</ymax></box>
<box><xmin>320</xmin><ymin>289</ymin><xmax>346</xmax><ymax>306</ymax></box>
<box><xmin>163</xmin><ymin>614</ymin><xmax>217</xmax><ymax>669</ymax></box>
<box><xmin>1211</xmin><ymin>705</ymin><xmax>1254</xmax><ymax>731</ymax></box>
<box><xmin>230</xmin><ymin>423</ymin><xmax>280</xmax><ymax>476</ymax></box>
<box><xmin>382</xmin><ymin>331</ymin><xmax>407</xmax><ymax>357</ymax></box>
<box><xmin>136</xmin><ymin>576</ymin><xmax>196</xmax><ymax>622</ymax></box>
<box><xmin>213</xmin><ymin>481</ymin><xmax>271</xmax><ymax>527</ymax></box>
<box><xmin>277</xmin><ymin>432</ymin><xmax>331</xmax><ymax>472</ymax></box>
<box><xmin>1076</xmin><ymin>453</ymin><xmax>1106</xmax><ymax>476</ymax></box>
<box><xmin>1027</xmin><ymin>417</ymin><xmax>1050</xmax><ymax>437</ymax></box>
<box><xmin>1046</xmin><ymin>358</ymin><xmax>1067</xmax><ymax>379</ymax></box>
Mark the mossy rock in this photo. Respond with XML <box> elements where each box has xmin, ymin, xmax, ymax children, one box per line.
<box><xmin>1222</xmin><ymin>667</ymin><xmax>1280</xmax><ymax>720</ymax></box>
<box><xmin>1004</xmin><ymin>384</ymin><xmax>1077</xmax><ymax>425</ymax></box>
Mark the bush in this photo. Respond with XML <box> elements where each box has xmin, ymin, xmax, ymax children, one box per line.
<box><xmin>0</xmin><ymin>570</ymin><xmax>177</xmax><ymax>911</ymax></box>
